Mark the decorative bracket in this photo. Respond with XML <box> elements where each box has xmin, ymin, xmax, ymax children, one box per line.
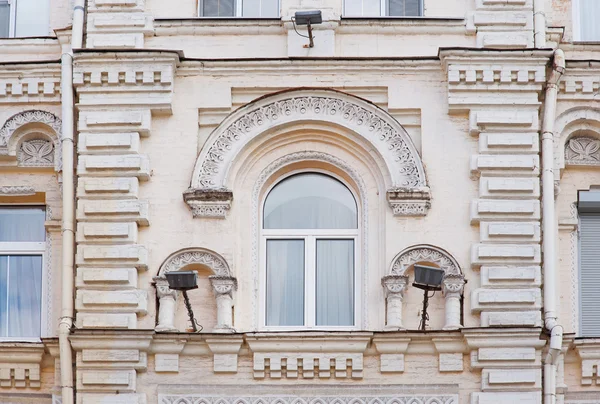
<box><xmin>386</xmin><ymin>187</ymin><xmax>431</xmax><ymax>217</ymax></box>
<box><xmin>183</xmin><ymin>188</ymin><xmax>233</xmax><ymax>219</ymax></box>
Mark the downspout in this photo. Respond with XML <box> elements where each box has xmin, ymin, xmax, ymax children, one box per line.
<box><xmin>59</xmin><ymin>2</ymin><xmax>85</xmax><ymax>404</ymax></box>
<box><xmin>533</xmin><ymin>0</ymin><xmax>547</xmax><ymax>48</ymax></box>
<box><xmin>541</xmin><ymin>49</ymin><xmax>565</xmax><ymax>404</ymax></box>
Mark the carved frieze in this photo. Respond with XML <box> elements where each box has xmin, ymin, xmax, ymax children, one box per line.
<box><xmin>183</xmin><ymin>188</ymin><xmax>233</xmax><ymax>219</ymax></box>
<box><xmin>0</xmin><ymin>110</ymin><xmax>62</xmax><ymax>149</ymax></box>
<box><xmin>159</xmin><ymin>394</ymin><xmax>458</xmax><ymax>404</ymax></box>
<box><xmin>160</xmin><ymin>248</ymin><xmax>231</xmax><ymax>277</ymax></box>
<box><xmin>0</xmin><ymin>186</ymin><xmax>36</xmax><ymax>196</ymax></box>
<box><xmin>565</xmin><ymin>136</ymin><xmax>600</xmax><ymax>166</ymax></box>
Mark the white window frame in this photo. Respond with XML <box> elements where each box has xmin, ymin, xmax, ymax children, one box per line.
<box><xmin>0</xmin><ymin>0</ymin><xmax>17</xmax><ymax>38</ymax></box>
<box><xmin>198</xmin><ymin>0</ymin><xmax>280</xmax><ymax>18</ymax></box>
<box><xmin>259</xmin><ymin>170</ymin><xmax>362</xmax><ymax>331</ymax></box>
<box><xmin>343</xmin><ymin>0</ymin><xmax>424</xmax><ymax>17</ymax></box>
<box><xmin>0</xmin><ymin>206</ymin><xmax>47</xmax><ymax>342</ymax></box>
<box><xmin>573</xmin><ymin>0</ymin><xmax>600</xmax><ymax>42</ymax></box>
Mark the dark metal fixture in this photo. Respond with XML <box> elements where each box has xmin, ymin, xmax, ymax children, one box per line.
<box><xmin>165</xmin><ymin>271</ymin><xmax>200</xmax><ymax>332</ymax></box>
<box><xmin>412</xmin><ymin>264</ymin><xmax>444</xmax><ymax>331</ymax></box>
<box><xmin>293</xmin><ymin>10</ymin><xmax>322</xmax><ymax>48</ymax></box>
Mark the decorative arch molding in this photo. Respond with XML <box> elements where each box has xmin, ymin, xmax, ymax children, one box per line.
<box><xmin>153</xmin><ymin>248</ymin><xmax>237</xmax><ymax>332</ymax></box>
<box><xmin>554</xmin><ymin>107</ymin><xmax>600</xmax><ymax>174</ymax></box>
<box><xmin>0</xmin><ymin>110</ymin><xmax>62</xmax><ymax>171</ymax></box>
<box><xmin>157</xmin><ymin>247</ymin><xmax>233</xmax><ymax>277</ymax></box>
<box><xmin>184</xmin><ymin>88</ymin><xmax>430</xmax><ymax>218</ymax></box>
<box><xmin>382</xmin><ymin>244</ymin><xmax>465</xmax><ymax>330</ymax></box>
<box><xmin>389</xmin><ymin>244</ymin><xmax>463</xmax><ymax>277</ymax></box>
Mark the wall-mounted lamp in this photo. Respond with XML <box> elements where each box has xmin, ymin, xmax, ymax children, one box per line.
<box><xmin>412</xmin><ymin>264</ymin><xmax>444</xmax><ymax>331</ymax></box>
<box><xmin>165</xmin><ymin>271</ymin><xmax>200</xmax><ymax>332</ymax></box>
<box><xmin>293</xmin><ymin>10</ymin><xmax>322</xmax><ymax>48</ymax></box>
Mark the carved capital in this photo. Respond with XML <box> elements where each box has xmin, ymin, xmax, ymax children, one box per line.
<box><xmin>183</xmin><ymin>188</ymin><xmax>233</xmax><ymax>218</ymax></box>
<box><xmin>210</xmin><ymin>276</ymin><xmax>238</xmax><ymax>298</ymax></box>
<box><xmin>381</xmin><ymin>275</ymin><xmax>409</xmax><ymax>299</ymax></box>
<box><xmin>153</xmin><ymin>276</ymin><xmax>177</xmax><ymax>300</ymax></box>
<box><xmin>442</xmin><ymin>274</ymin><xmax>466</xmax><ymax>297</ymax></box>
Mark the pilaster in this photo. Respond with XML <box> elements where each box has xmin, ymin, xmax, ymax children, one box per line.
<box><xmin>86</xmin><ymin>0</ymin><xmax>153</xmax><ymax>49</ymax></box>
<box><xmin>441</xmin><ymin>49</ymin><xmax>552</xmax><ymax>403</ymax></box>
<box><xmin>73</xmin><ymin>51</ymin><xmax>178</xmax><ymax>331</ymax></box>
<box><xmin>466</xmin><ymin>0</ymin><xmax>534</xmax><ymax>48</ymax></box>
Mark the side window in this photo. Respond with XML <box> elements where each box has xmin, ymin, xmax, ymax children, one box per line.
<box><xmin>199</xmin><ymin>0</ymin><xmax>279</xmax><ymax>18</ymax></box>
<box><xmin>262</xmin><ymin>173</ymin><xmax>359</xmax><ymax>329</ymax></box>
<box><xmin>0</xmin><ymin>206</ymin><xmax>45</xmax><ymax>339</ymax></box>
<box><xmin>573</xmin><ymin>0</ymin><xmax>600</xmax><ymax>42</ymax></box>
<box><xmin>578</xmin><ymin>190</ymin><xmax>600</xmax><ymax>336</ymax></box>
<box><xmin>0</xmin><ymin>0</ymin><xmax>50</xmax><ymax>38</ymax></box>
<box><xmin>344</xmin><ymin>0</ymin><xmax>422</xmax><ymax>17</ymax></box>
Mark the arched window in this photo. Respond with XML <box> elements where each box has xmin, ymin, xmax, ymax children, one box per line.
<box><xmin>261</xmin><ymin>173</ymin><xmax>359</xmax><ymax>329</ymax></box>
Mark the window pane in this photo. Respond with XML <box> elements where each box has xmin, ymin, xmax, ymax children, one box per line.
<box><xmin>264</xmin><ymin>173</ymin><xmax>358</xmax><ymax>229</ymax></box>
<box><xmin>388</xmin><ymin>0</ymin><xmax>421</xmax><ymax>16</ymax></box>
<box><xmin>316</xmin><ymin>239</ymin><xmax>354</xmax><ymax>326</ymax></box>
<box><xmin>15</xmin><ymin>0</ymin><xmax>50</xmax><ymax>37</ymax></box>
<box><xmin>345</xmin><ymin>0</ymin><xmax>381</xmax><ymax>16</ymax></box>
<box><xmin>0</xmin><ymin>256</ymin><xmax>7</xmax><ymax>337</ymax></box>
<box><xmin>578</xmin><ymin>0</ymin><xmax>600</xmax><ymax>41</ymax></box>
<box><xmin>0</xmin><ymin>207</ymin><xmax>46</xmax><ymax>242</ymax></box>
<box><xmin>0</xmin><ymin>3</ymin><xmax>10</xmax><ymax>38</ymax></box>
<box><xmin>266</xmin><ymin>240</ymin><xmax>304</xmax><ymax>326</ymax></box>
<box><xmin>0</xmin><ymin>255</ymin><xmax>42</xmax><ymax>338</ymax></box>
<box><xmin>242</xmin><ymin>0</ymin><xmax>278</xmax><ymax>17</ymax></box>
<box><xmin>203</xmin><ymin>0</ymin><xmax>235</xmax><ymax>17</ymax></box>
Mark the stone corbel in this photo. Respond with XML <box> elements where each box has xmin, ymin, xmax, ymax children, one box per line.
<box><xmin>386</xmin><ymin>187</ymin><xmax>431</xmax><ymax>217</ymax></box>
<box><xmin>573</xmin><ymin>338</ymin><xmax>600</xmax><ymax>385</ymax></box>
<box><xmin>432</xmin><ymin>336</ymin><xmax>467</xmax><ymax>372</ymax></box>
<box><xmin>154</xmin><ymin>276</ymin><xmax>178</xmax><ymax>332</ymax></box>
<box><xmin>441</xmin><ymin>274</ymin><xmax>466</xmax><ymax>330</ymax></box>
<box><xmin>152</xmin><ymin>339</ymin><xmax>185</xmax><ymax>373</ymax></box>
<box><xmin>372</xmin><ymin>335</ymin><xmax>411</xmax><ymax>373</ymax></box>
<box><xmin>210</xmin><ymin>276</ymin><xmax>237</xmax><ymax>332</ymax></box>
<box><xmin>381</xmin><ymin>275</ymin><xmax>409</xmax><ymax>330</ymax></box>
<box><xmin>183</xmin><ymin>188</ymin><xmax>233</xmax><ymax>219</ymax></box>
<box><xmin>206</xmin><ymin>337</ymin><xmax>243</xmax><ymax>373</ymax></box>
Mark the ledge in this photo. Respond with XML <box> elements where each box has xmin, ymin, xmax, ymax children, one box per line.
<box><xmin>0</xmin><ymin>38</ymin><xmax>61</xmax><ymax>63</ymax></box>
<box><xmin>386</xmin><ymin>187</ymin><xmax>431</xmax><ymax>217</ymax></box>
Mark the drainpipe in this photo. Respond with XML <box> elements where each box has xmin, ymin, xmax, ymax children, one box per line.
<box><xmin>533</xmin><ymin>0</ymin><xmax>547</xmax><ymax>48</ymax></box>
<box><xmin>59</xmin><ymin>2</ymin><xmax>85</xmax><ymax>404</ymax></box>
<box><xmin>541</xmin><ymin>49</ymin><xmax>565</xmax><ymax>404</ymax></box>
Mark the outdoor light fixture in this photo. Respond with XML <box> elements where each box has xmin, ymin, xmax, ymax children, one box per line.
<box><xmin>165</xmin><ymin>271</ymin><xmax>200</xmax><ymax>332</ymax></box>
<box><xmin>412</xmin><ymin>264</ymin><xmax>445</xmax><ymax>331</ymax></box>
<box><xmin>292</xmin><ymin>10</ymin><xmax>322</xmax><ymax>48</ymax></box>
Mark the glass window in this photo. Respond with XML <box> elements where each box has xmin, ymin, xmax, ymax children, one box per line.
<box><xmin>200</xmin><ymin>0</ymin><xmax>279</xmax><ymax>17</ymax></box>
<box><xmin>344</xmin><ymin>0</ymin><xmax>422</xmax><ymax>17</ymax></box>
<box><xmin>262</xmin><ymin>173</ymin><xmax>358</xmax><ymax>328</ymax></box>
<box><xmin>0</xmin><ymin>206</ymin><xmax>45</xmax><ymax>339</ymax></box>
<box><xmin>574</xmin><ymin>0</ymin><xmax>600</xmax><ymax>42</ymax></box>
<box><xmin>0</xmin><ymin>0</ymin><xmax>13</xmax><ymax>38</ymax></box>
<box><xmin>0</xmin><ymin>0</ymin><xmax>50</xmax><ymax>38</ymax></box>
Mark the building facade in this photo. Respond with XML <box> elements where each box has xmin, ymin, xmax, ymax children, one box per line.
<box><xmin>1</xmin><ymin>0</ymin><xmax>600</xmax><ymax>403</ymax></box>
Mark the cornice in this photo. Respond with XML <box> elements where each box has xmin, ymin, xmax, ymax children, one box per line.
<box><xmin>177</xmin><ymin>58</ymin><xmax>441</xmax><ymax>76</ymax></box>
<box><xmin>73</xmin><ymin>51</ymin><xmax>179</xmax><ymax>114</ymax></box>
<box><xmin>0</xmin><ymin>63</ymin><xmax>61</xmax><ymax>104</ymax></box>
<box><xmin>559</xmin><ymin>61</ymin><xmax>600</xmax><ymax>100</ymax></box>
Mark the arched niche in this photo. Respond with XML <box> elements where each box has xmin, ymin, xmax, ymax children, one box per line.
<box><xmin>382</xmin><ymin>245</ymin><xmax>465</xmax><ymax>330</ymax></box>
<box><xmin>184</xmin><ymin>88</ymin><xmax>430</xmax><ymax>218</ymax></box>
<box><xmin>0</xmin><ymin>110</ymin><xmax>62</xmax><ymax>172</ymax></box>
<box><xmin>555</xmin><ymin>107</ymin><xmax>600</xmax><ymax>176</ymax></box>
<box><xmin>153</xmin><ymin>248</ymin><xmax>237</xmax><ymax>333</ymax></box>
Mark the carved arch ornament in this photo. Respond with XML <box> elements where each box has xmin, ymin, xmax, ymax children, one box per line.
<box><xmin>154</xmin><ymin>248</ymin><xmax>237</xmax><ymax>332</ymax></box>
<box><xmin>184</xmin><ymin>89</ymin><xmax>430</xmax><ymax>218</ymax></box>
<box><xmin>0</xmin><ymin>110</ymin><xmax>62</xmax><ymax>171</ymax></box>
<box><xmin>382</xmin><ymin>245</ymin><xmax>465</xmax><ymax>330</ymax></box>
<box><xmin>555</xmin><ymin>107</ymin><xmax>600</xmax><ymax>173</ymax></box>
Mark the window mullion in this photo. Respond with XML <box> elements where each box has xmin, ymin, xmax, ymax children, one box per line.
<box><xmin>5</xmin><ymin>255</ymin><xmax>10</xmax><ymax>337</ymax></box>
<box><xmin>305</xmin><ymin>236</ymin><xmax>316</xmax><ymax>327</ymax></box>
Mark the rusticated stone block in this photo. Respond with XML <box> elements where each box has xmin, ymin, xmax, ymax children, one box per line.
<box><xmin>471</xmin><ymin>199</ymin><xmax>540</xmax><ymax>223</ymax></box>
<box><xmin>78</xmin><ymin>313</ymin><xmax>137</xmax><ymax>329</ymax></box>
<box><xmin>78</xmin><ymin>177</ymin><xmax>140</xmax><ymax>199</ymax></box>
<box><xmin>77</xmin><ymin>222</ymin><xmax>138</xmax><ymax>244</ymax></box>
<box><xmin>78</xmin><ymin>109</ymin><xmax>151</xmax><ymax>135</ymax></box>
<box><xmin>77</xmin><ymin>199</ymin><xmax>149</xmax><ymax>225</ymax></box>
<box><xmin>480</xmin><ymin>177</ymin><xmax>539</xmax><ymax>198</ymax></box>
<box><xmin>79</xmin><ymin>132</ymin><xmax>141</xmax><ymax>154</ymax></box>
<box><xmin>471</xmin><ymin>288</ymin><xmax>541</xmax><ymax>312</ymax></box>
<box><xmin>76</xmin><ymin>244</ymin><xmax>148</xmax><ymax>269</ymax></box>
<box><xmin>78</xmin><ymin>154</ymin><xmax>150</xmax><ymax>180</ymax></box>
